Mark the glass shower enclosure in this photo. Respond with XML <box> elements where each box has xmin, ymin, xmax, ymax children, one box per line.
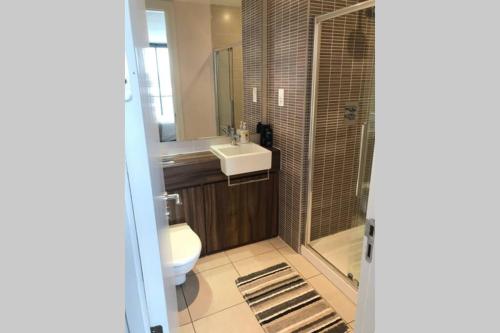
<box><xmin>213</xmin><ymin>45</ymin><xmax>244</xmax><ymax>135</ymax></box>
<box><xmin>305</xmin><ymin>0</ymin><xmax>375</xmax><ymax>288</ymax></box>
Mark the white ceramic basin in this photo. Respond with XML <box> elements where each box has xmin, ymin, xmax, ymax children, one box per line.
<box><xmin>210</xmin><ymin>143</ymin><xmax>272</xmax><ymax>176</ymax></box>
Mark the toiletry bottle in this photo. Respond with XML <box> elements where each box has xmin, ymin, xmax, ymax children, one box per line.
<box><xmin>261</xmin><ymin>124</ymin><xmax>273</xmax><ymax>148</ymax></box>
<box><xmin>239</xmin><ymin>122</ymin><xmax>249</xmax><ymax>144</ymax></box>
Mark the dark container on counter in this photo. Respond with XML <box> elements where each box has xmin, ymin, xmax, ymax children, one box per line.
<box><xmin>257</xmin><ymin>122</ymin><xmax>273</xmax><ymax>148</ymax></box>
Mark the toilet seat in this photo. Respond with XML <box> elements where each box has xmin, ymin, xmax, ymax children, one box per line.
<box><xmin>164</xmin><ymin>223</ymin><xmax>201</xmax><ymax>267</ymax></box>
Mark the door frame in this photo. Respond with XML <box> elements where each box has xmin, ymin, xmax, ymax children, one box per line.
<box><xmin>355</xmin><ymin>145</ymin><xmax>376</xmax><ymax>333</ymax></box>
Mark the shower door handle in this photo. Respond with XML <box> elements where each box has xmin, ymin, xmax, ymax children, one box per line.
<box><xmin>356</xmin><ymin>122</ymin><xmax>368</xmax><ymax>196</ymax></box>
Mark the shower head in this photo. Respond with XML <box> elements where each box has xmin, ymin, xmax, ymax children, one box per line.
<box><xmin>347</xmin><ymin>8</ymin><xmax>374</xmax><ymax>60</ymax></box>
<box><xmin>365</xmin><ymin>7</ymin><xmax>375</xmax><ymax>18</ymax></box>
<box><xmin>347</xmin><ymin>11</ymin><xmax>366</xmax><ymax>59</ymax></box>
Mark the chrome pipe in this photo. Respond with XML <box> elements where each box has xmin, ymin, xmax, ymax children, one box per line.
<box><xmin>161</xmin><ymin>192</ymin><xmax>182</xmax><ymax>205</ymax></box>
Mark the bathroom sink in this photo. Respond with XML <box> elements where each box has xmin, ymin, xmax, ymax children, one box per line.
<box><xmin>210</xmin><ymin>142</ymin><xmax>272</xmax><ymax>176</ymax></box>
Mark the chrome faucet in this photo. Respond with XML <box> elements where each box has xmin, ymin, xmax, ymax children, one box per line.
<box><xmin>228</xmin><ymin>127</ymin><xmax>240</xmax><ymax>146</ymax></box>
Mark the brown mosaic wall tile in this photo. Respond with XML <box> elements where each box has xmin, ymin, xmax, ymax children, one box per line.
<box><xmin>241</xmin><ymin>0</ymin><xmax>375</xmax><ymax>250</ymax></box>
<box><xmin>242</xmin><ymin>0</ymin><xmax>263</xmax><ymax>133</ymax></box>
<box><xmin>266</xmin><ymin>0</ymin><xmax>311</xmax><ymax>251</ymax></box>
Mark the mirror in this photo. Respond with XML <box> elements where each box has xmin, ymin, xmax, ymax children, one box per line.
<box><xmin>144</xmin><ymin>0</ymin><xmax>255</xmax><ymax>142</ymax></box>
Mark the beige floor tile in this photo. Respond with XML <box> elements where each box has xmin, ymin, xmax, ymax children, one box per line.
<box><xmin>177</xmin><ymin>323</ymin><xmax>195</xmax><ymax>333</ymax></box>
<box><xmin>176</xmin><ymin>286</ymin><xmax>191</xmax><ymax>326</ymax></box>
<box><xmin>232</xmin><ymin>249</ymin><xmax>289</xmax><ymax>276</ymax></box>
<box><xmin>226</xmin><ymin>240</ymin><xmax>275</xmax><ymax>262</ymax></box>
<box><xmin>193</xmin><ymin>251</ymin><xmax>230</xmax><ymax>273</ymax></box>
<box><xmin>268</xmin><ymin>236</ymin><xmax>288</xmax><ymax>249</ymax></box>
<box><xmin>193</xmin><ymin>302</ymin><xmax>264</xmax><ymax>333</ymax></box>
<box><xmin>182</xmin><ymin>263</ymin><xmax>244</xmax><ymax>321</ymax></box>
<box><xmin>307</xmin><ymin>275</ymin><xmax>357</xmax><ymax>323</ymax></box>
<box><xmin>278</xmin><ymin>245</ymin><xmax>320</xmax><ymax>279</ymax></box>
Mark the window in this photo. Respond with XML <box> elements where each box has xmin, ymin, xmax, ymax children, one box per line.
<box><xmin>144</xmin><ymin>10</ymin><xmax>176</xmax><ymax>141</ymax></box>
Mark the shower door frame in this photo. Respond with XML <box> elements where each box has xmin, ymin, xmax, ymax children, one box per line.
<box><xmin>303</xmin><ymin>0</ymin><xmax>375</xmax><ymax>297</ymax></box>
<box><xmin>213</xmin><ymin>44</ymin><xmax>242</xmax><ymax>135</ymax></box>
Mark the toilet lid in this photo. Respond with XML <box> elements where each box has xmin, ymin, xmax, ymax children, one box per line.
<box><xmin>161</xmin><ymin>223</ymin><xmax>201</xmax><ymax>266</ymax></box>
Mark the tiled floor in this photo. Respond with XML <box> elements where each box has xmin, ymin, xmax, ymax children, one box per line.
<box><xmin>175</xmin><ymin>237</ymin><xmax>356</xmax><ymax>333</ymax></box>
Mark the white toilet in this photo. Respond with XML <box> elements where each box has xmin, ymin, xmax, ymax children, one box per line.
<box><xmin>161</xmin><ymin>223</ymin><xmax>202</xmax><ymax>285</ymax></box>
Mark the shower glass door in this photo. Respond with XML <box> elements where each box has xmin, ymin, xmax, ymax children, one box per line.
<box><xmin>213</xmin><ymin>46</ymin><xmax>243</xmax><ymax>136</ymax></box>
<box><xmin>306</xmin><ymin>1</ymin><xmax>375</xmax><ymax>288</ymax></box>
<box><xmin>214</xmin><ymin>48</ymin><xmax>233</xmax><ymax>135</ymax></box>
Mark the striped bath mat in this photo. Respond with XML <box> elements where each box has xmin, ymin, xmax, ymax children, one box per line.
<box><xmin>235</xmin><ymin>262</ymin><xmax>350</xmax><ymax>333</ymax></box>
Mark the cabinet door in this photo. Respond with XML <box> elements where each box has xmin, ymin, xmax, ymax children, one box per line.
<box><xmin>244</xmin><ymin>172</ymin><xmax>279</xmax><ymax>241</ymax></box>
<box><xmin>166</xmin><ymin>186</ymin><xmax>207</xmax><ymax>256</ymax></box>
<box><xmin>204</xmin><ymin>173</ymin><xmax>278</xmax><ymax>253</ymax></box>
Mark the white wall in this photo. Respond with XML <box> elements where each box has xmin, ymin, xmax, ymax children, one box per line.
<box><xmin>146</xmin><ymin>0</ymin><xmax>218</xmax><ymax>140</ymax></box>
<box><xmin>172</xmin><ymin>1</ymin><xmax>217</xmax><ymax>139</ymax></box>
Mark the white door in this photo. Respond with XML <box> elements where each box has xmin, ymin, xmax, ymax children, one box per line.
<box><xmin>355</xmin><ymin>147</ymin><xmax>375</xmax><ymax>333</ymax></box>
<box><xmin>125</xmin><ymin>167</ymin><xmax>152</xmax><ymax>333</ymax></box>
<box><xmin>125</xmin><ymin>0</ymin><xmax>177</xmax><ymax>331</ymax></box>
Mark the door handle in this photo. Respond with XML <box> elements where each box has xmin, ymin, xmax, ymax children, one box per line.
<box><xmin>365</xmin><ymin>218</ymin><xmax>375</xmax><ymax>262</ymax></box>
<box><xmin>356</xmin><ymin>122</ymin><xmax>368</xmax><ymax>197</ymax></box>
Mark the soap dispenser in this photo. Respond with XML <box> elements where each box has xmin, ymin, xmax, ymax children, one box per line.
<box><xmin>239</xmin><ymin>121</ymin><xmax>249</xmax><ymax>144</ymax></box>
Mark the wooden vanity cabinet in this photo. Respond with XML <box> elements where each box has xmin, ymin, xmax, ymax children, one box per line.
<box><xmin>163</xmin><ymin>149</ymin><xmax>280</xmax><ymax>256</ymax></box>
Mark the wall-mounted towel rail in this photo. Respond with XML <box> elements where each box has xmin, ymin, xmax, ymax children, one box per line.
<box><xmin>227</xmin><ymin>169</ymin><xmax>270</xmax><ymax>187</ymax></box>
